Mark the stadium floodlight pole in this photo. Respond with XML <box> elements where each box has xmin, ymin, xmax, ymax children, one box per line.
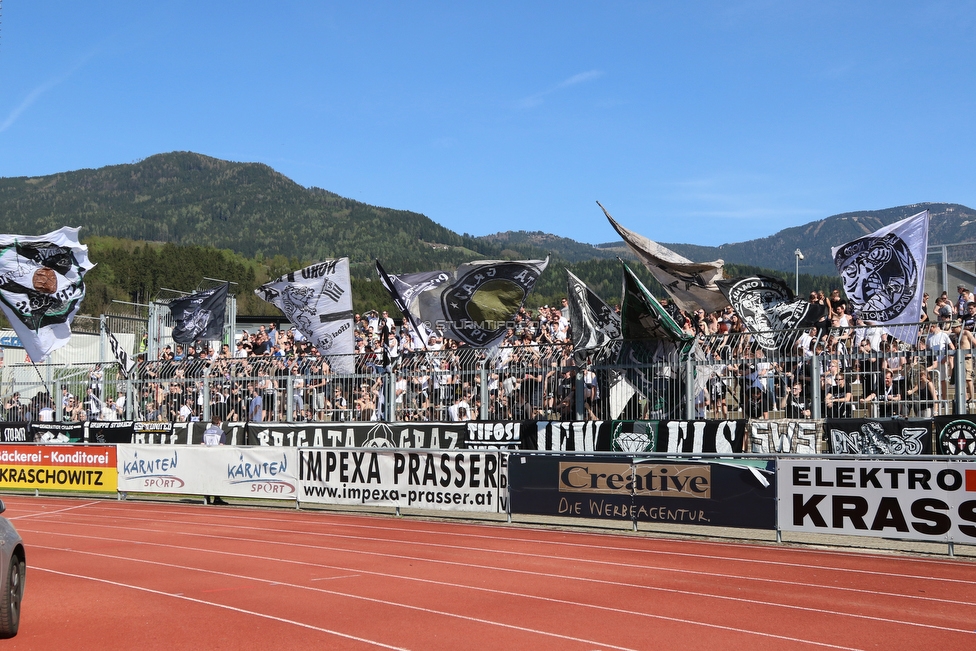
<box><xmin>794</xmin><ymin>249</ymin><xmax>804</xmax><ymax>295</ymax></box>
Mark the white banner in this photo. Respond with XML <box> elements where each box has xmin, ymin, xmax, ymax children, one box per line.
<box><xmin>117</xmin><ymin>445</ymin><xmax>298</xmax><ymax>500</ymax></box>
<box><xmin>298</xmin><ymin>449</ymin><xmax>506</xmax><ymax>512</ymax></box>
<box><xmin>748</xmin><ymin>420</ymin><xmax>821</xmax><ymax>454</ymax></box>
<box><xmin>778</xmin><ymin>458</ymin><xmax>976</xmax><ymax>543</ymax></box>
<box><xmin>255</xmin><ymin>259</ymin><xmax>355</xmax><ymax>373</ymax></box>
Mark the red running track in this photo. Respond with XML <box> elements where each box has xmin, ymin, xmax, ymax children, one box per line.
<box><xmin>1</xmin><ymin>495</ymin><xmax>975</xmax><ymax>650</ymax></box>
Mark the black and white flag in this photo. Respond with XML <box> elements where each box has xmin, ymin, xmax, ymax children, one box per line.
<box><xmin>105</xmin><ymin>323</ymin><xmax>136</xmax><ymax>378</ymax></box>
<box><xmin>716</xmin><ymin>275</ymin><xmax>827</xmax><ymax>352</ymax></box>
<box><xmin>832</xmin><ymin>210</ymin><xmax>928</xmax><ymax>344</ymax></box>
<box><xmin>567</xmin><ymin>269</ymin><xmax>620</xmax><ymax>363</ymax></box>
<box><xmin>255</xmin><ymin>259</ymin><xmax>355</xmax><ymax>373</ymax></box>
<box><xmin>380</xmin><ymin>257</ymin><xmax>549</xmax><ymax>348</ymax></box>
<box><xmin>376</xmin><ymin>261</ymin><xmax>450</xmax><ymax>349</ymax></box>
<box><xmin>599</xmin><ymin>201</ymin><xmax>728</xmax><ymax>314</ymax></box>
<box><xmin>0</xmin><ymin>226</ymin><xmax>94</xmax><ymax>362</ymax></box>
<box><xmin>169</xmin><ymin>283</ymin><xmax>229</xmax><ymax>345</ymax></box>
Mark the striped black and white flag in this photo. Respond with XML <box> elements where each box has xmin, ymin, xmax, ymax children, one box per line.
<box><xmin>255</xmin><ymin>258</ymin><xmax>355</xmax><ymax>373</ymax></box>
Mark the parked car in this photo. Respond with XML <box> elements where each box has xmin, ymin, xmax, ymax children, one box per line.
<box><xmin>0</xmin><ymin>500</ymin><xmax>25</xmax><ymax>638</ymax></box>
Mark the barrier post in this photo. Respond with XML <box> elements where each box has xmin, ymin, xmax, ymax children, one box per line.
<box><xmin>479</xmin><ymin>364</ymin><xmax>489</xmax><ymax>420</ymax></box>
<box><xmin>575</xmin><ymin>371</ymin><xmax>585</xmax><ymax>421</ymax></box>
<box><xmin>685</xmin><ymin>355</ymin><xmax>695</xmax><ymax>420</ymax></box>
<box><xmin>811</xmin><ymin>353</ymin><xmax>822</xmax><ymax>421</ymax></box>
<box><xmin>201</xmin><ymin>375</ymin><xmax>211</xmax><ymax>423</ymax></box>
<box><xmin>125</xmin><ymin>376</ymin><xmax>134</xmax><ymax>420</ymax></box>
<box><xmin>385</xmin><ymin>368</ymin><xmax>395</xmax><ymax>422</ymax></box>
<box><xmin>286</xmin><ymin>373</ymin><xmax>294</xmax><ymax>422</ymax></box>
<box><xmin>955</xmin><ymin>347</ymin><xmax>967</xmax><ymax>414</ymax></box>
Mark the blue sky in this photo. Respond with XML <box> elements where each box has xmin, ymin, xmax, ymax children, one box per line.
<box><xmin>1</xmin><ymin>1</ymin><xmax>975</xmax><ymax>247</ymax></box>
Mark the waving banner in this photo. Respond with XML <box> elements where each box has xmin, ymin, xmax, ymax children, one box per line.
<box><xmin>376</xmin><ymin>261</ymin><xmax>449</xmax><ymax>348</ymax></box>
<box><xmin>0</xmin><ymin>226</ymin><xmax>94</xmax><ymax>362</ymax></box>
<box><xmin>599</xmin><ymin>202</ymin><xmax>727</xmax><ymax>314</ymax></box>
<box><xmin>255</xmin><ymin>259</ymin><xmax>355</xmax><ymax>373</ymax></box>
<box><xmin>567</xmin><ymin>269</ymin><xmax>620</xmax><ymax>363</ymax></box>
<box><xmin>382</xmin><ymin>257</ymin><xmax>548</xmax><ymax>348</ymax></box>
<box><xmin>105</xmin><ymin>323</ymin><xmax>136</xmax><ymax>377</ymax></box>
<box><xmin>832</xmin><ymin>210</ymin><xmax>928</xmax><ymax>344</ymax></box>
<box><xmin>169</xmin><ymin>283</ymin><xmax>228</xmax><ymax>345</ymax></box>
<box><xmin>716</xmin><ymin>275</ymin><xmax>826</xmax><ymax>351</ymax></box>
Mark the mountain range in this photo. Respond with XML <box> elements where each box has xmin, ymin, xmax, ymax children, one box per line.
<box><xmin>0</xmin><ymin>151</ymin><xmax>969</xmax><ymax>312</ymax></box>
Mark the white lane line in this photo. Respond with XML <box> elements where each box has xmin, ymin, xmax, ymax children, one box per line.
<box><xmin>32</xmin><ymin>566</ymin><xmax>409</xmax><ymax>650</ymax></box>
<box><xmin>42</xmin><ymin>501</ymin><xmax>976</xmax><ymax>586</ymax></box>
<box><xmin>32</xmin><ymin>548</ymin><xmax>640</xmax><ymax>651</ymax></box>
<box><xmin>55</xmin><ymin>497</ymin><xmax>976</xmax><ymax>573</ymax></box>
<box><xmin>29</xmin><ymin>532</ymin><xmax>976</xmax><ymax>637</ymax></box>
<box><xmin>9</xmin><ymin>500</ymin><xmax>100</xmax><ymax>520</ymax></box>
<box><xmin>26</xmin><ymin>514</ymin><xmax>976</xmax><ymax>609</ymax></box>
<box><xmin>31</xmin><ymin>544</ymin><xmax>856</xmax><ymax>651</ymax></box>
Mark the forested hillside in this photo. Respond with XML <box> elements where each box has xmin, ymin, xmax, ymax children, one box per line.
<box><xmin>0</xmin><ymin>152</ymin><xmax>844</xmax><ymax>318</ymax></box>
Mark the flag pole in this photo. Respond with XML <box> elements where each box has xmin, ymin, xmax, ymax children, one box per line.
<box><xmin>375</xmin><ymin>259</ymin><xmax>430</xmax><ymax>352</ymax></box>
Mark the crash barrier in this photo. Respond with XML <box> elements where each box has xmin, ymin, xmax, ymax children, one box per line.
<box><xmin>2</xmin><ymin>441</ymin><xmax>974</xmax><ymax>552</ymax></box>
<box><xmin>6</xmin><ymin>326</ymin><xmax>976</xmax><ymax>425</ymax></box>
<box><xmin>7</xmin><ymin>414</ymin><xmax>976</xmax><ymax>457</ymax></box>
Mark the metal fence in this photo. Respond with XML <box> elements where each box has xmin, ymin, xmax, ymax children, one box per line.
<box><xmin>2</xmin><ymin>324</ymin><xmax>971</xmax><ymax>424</ymax></box>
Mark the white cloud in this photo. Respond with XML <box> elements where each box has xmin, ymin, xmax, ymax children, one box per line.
<box><xmin>517</xmin><ymin>69</ymin><xmax>605</xmax><ymax>109</ymax></box>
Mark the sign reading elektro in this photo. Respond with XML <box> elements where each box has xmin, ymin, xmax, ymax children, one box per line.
<box><xmin>778</xmin><ymin>459</ymin><xmax>976</xmax><ymax>543</ymax></box>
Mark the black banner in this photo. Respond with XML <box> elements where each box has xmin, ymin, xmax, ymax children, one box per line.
<box><xmin>0</xmin><ymin>422</ymin><xmax>31</xmax><ymax>443</ymax></box>
<box><xmin>523</xmin><ymin>421</ymin><xmax>613</xmax><ymax>451</ymax></box>
<box><xmin>246</xmin><ymin>421</ymin><xmax>468</xmax><ymax>448</ymax></box>
<box><xmin>30</xmin><ymin>422</ymin><xmax>85</xmax><ymax>443</ymax></box>
<box><xmin>655</xmin><ymin>420</ymin><xmax>747</xmax><ymax>453</ymax></box>
<box><xmin>87</xmin><ymin>420</ymin><xmax>135</xmax><ymax>444</ymax></box>
<box><xmin>934</xmin><ymin>417</ymin><xmax>976</xmax><ymax>455</ymax></box>
<box><xmin>509</xmin><ymin>454</ymin><xmax>775</xmax><ymax>529</ymax></box>
<box><xmin>825</xmin><ymin>418</ymin><xmax>932</xmax><ymax>455</ymax></box>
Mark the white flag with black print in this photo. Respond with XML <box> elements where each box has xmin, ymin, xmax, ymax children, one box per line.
<box><xmin>0</xmin><ymin>226</ymin><xmax>94</xmax><ymax>362</ymax></box>
<box><xmin>566</xmin><ymin>269</ymin><xmax>620</xmax><ymax>363</ymax></box>
<box><xmin>831</xmin><ymin>209</ymin><xmax>929</xmax><ymax>344</ymax></box>
<box><xmin>255</xmin><ymin>258</ymin><xmax>355</xmax><ymax>373</ymax></box>
<box><xmin>599</xmin><ymin>201</ymin><xmax>728</xmax><ymax>314</ymax></box>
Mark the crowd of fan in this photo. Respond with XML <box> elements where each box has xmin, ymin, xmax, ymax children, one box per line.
<box><xmin>689</xmin><ymin>286</ymin><xmax>975</xmax><ymax>420</ymax></box>
<box><xmin>5</xmin><ymin>285</ymin><xmax>976</xmax><ymax>424</ymax></box>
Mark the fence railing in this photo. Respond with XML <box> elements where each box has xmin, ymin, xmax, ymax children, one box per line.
<box><xmin>2</xmin><ymin>325</ymin><xmax>970</xmax><ymax>423</ymax></box>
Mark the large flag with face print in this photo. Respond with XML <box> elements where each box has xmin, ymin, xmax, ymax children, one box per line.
<box><xmin>599</xmin><ymin>201</ymin><xmax>728</xmax><ymax>314</ymax></box>
<box><xmin>831</xmin><ymin>210</ymin><xmax>928</xmax><ymax>344</ymax></box>
<box><xmin>255</xmin><ymin>259</ymin><xmax>355</xmax><ymax>373</ymax></box>
<box><xmin>716</xmin><ymin>275</ymin><xmax>827</xmax><ymax>352</ymax></box>
<box><xmin>0</xmin><ymin>227</ymin><xmax>94</xmax><ymax>362</ymax></box>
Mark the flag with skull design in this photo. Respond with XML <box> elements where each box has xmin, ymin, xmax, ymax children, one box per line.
<box><xmin>831</xmin><ymin>210</ymin><xmax>928</xmax><ymax>345</ymax></box>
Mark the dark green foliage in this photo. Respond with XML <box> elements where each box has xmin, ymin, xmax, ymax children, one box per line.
<box><xmin>0</xmin><ymin>152</ymin><xmax>858</xmax><ymax>319</ymax></box>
